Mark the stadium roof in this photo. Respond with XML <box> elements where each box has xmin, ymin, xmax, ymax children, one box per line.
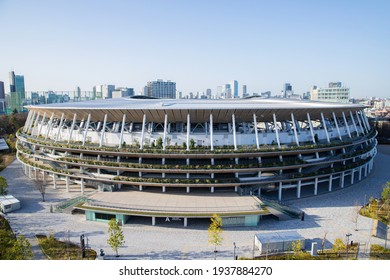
<box><xmin>26</xmin><ymin>97</ymin><xmax>366</xmax><ymax>123</ymax></box>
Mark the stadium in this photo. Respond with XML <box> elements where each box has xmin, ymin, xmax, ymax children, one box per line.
<box><xmin>16</xmin><ymin>97</ymin><xmax>377</xmax><ymax>227</ymax></box>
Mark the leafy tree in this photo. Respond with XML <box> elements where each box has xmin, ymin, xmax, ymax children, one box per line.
<box><xmin>381</xmin><ymin>182</ymin><xmax>390</xmax><ymax>201</ymax></box>
<box><xmin>107</xmin><ymin>219</ymin><xmax>125</xmax><ymax>257</ymax></box>
<box><xmin>156</xmin><ymin>137</ymin><xmax>163</xmax><ymax>148</ymax></box>
<box><xmin>208</xmin><ymin>214</ymin><xmax>223</xmax><ymax>260</ymax></box>
<box><xmin>189</xmin><ymin>138</ymin><xmax>195</xmax><ymax>149</ymax></box>
<box><xmin>0</xmin><ymin>176</ymin><xmax>8</xmax><ymax>195</ymax></box>
<box><xmin>333</xmin><ymin>238</ymin><xmax>346</xmax><ymax>257</ymax></box>
<box><xmin>9</xmin><ymin>235</ymin><xmax>33</xmax><ymax>260</ymax></box>
<box><xmin>33</xmin><ymin>173</ymin><xmax>47</xmax><ymax>202</ymax></box>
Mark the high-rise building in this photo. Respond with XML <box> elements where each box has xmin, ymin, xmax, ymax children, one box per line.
<box><xmin>75</xmin><ymin>86</ymin><xmax>81</xmax><ymax>101</ymax></box>
<box><xmin>0</xmin><ymin>81</ymin><xmax>5</xmax><ymax>114</ymax></box>
<box><xmin>146</xmin><ymin>79</ymin><xmax>176</xmax><ymax>99</ymax></box>
<box><xmin>310</xmin><ymin>82</ymin><xmax>350</xmax><ymax>103</ymax></box>
<box><xmin>112</xmin><ymin>87</ymin><xmax>134</xmax><ymax>99</ymax></box>
<box><xmin>102</xmin><ymin>85</ymin><xmax>115</xmax><ymax>99</ymax></box>
<box><xmin>94</xmin><ymin>85</ymin><xmax>103</xmax><ymax>99</ymax></box>
<box><xmin>206</xmin><ymin>88</ymin><xmax>212</xmax><ymax>99</ymax></box>
<box><xmin>8</xmin><ymin>71</ymin><xmax>25</xmax><ymax>113</ymax></box>
<box><xmin>283</xmin><ymin>83</ymin><xmax>293</xmax><ymax>98</ymax></box>
<box><xmin>230</xmin><ymin>80</ymin><xmax>238</xmax><ymax>98</ymax></box>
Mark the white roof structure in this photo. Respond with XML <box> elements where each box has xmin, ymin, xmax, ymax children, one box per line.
<box><xmin>0</xmin><ymin>138</ymin><xmax>9</xmax><ymax>151</ymax></box>
<box><xmin>25</xmin><ymin>97</ymin><xmax>366</xmax><ymax>123</ymax></box>
<box><xmin>0</xmin><ymin>195</ymin><xmax>20</xmax><ymax>207</ymax></box>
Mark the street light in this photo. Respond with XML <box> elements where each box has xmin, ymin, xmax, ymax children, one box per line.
<box><xmin>233</xmin><ymin>242</ymin><xmax>237</xmax><ymax>260</ymax></box>
<box><xmin>345</xmin><ymin>233</ymin><xmax>352</xmax><ymax>259</ymax></box>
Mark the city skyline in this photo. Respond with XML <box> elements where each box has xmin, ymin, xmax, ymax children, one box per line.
<box><xmin>0</xmin><ymin>0</ymin><xmax>389</xmax><ymax>98</ymax></box>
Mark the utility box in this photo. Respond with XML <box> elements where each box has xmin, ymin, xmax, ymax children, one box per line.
<box><xmin>0</xmin><ymin>195</ymin><xmax>21</xmax><ymax>213</ymax></box>
<box><xmin>254</xmin><ymin>231</ymin><xmax>305</xmax><ymax>254</ymax></box>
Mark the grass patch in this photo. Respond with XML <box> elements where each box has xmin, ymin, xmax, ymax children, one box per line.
<box><xmin>0</xmin><ymin>152</ymin><xmax>16</xmax><ymax>171</ymax></box>
<box><xmin>36</xmin><ymin>234</ymin><xmax>96</xmax><ymax>260</ymax></box>
<box><xmin>370</xmin><ymin>244</ymin><xmax>390</xmax><ymax>260</ymax></box>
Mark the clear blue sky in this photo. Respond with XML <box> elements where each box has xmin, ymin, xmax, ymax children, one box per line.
<box><xmin>0</xmin><ymin>0</ymin><xmax>389</xmax><ymax>98</ymax></box>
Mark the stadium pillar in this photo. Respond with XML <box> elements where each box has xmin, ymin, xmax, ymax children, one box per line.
<box><xmin>253</xmin><ymin>113</ymin><xmax>260</xmax><ymax>149</ymax></box>
<box><xmin>27</xmin><ymin>111</ymin><xmax>36</xmax><ymax>134</ymax></box>
<box><xmin>139</xmin><ymin>185</ymin><xmax>143</xmax><ymax>191</ymax></box>
<box><xmin>38</xmin><ymin>112</ymin><xmax>46</xmax><ymax>137</ymax></box>
<box><xmin>320</xmin><ymin>112</ymin><xmax>330</xmax><ymax>143</ymax></box>
<box><xmin>68</xmin><ymin>113</ymin><xmax>77</xmax><ymax>143</ymax></box>
<box><xmin>350</xmin><ymin>111</ymin><xmax>359</xmax><ymax>136</ymax></box>
<box><xmin>162</xmin><ymin>186</ymin><xmax>166</xmax><ymax>192</ymax></box>
<box><xmin>184</xmin><ymin>217</ymin><xmax>188</xmax><ymax>227</ymax></box>
<box><xmin>340</xmin><ymin>172</ymin><xmax>345</xmax><ymax>188</ymax></box>
<box><xmin>359</xmin><ymin>166</ymin><xmax>362</xmax><ymax>181</ymax></box>
<box><xmin>314</xmin><ymin>177</ymin><xmax>318</xmax><ymax>195</ymax></box>
<box><xmin>53</xmin><ymin>174</ymin><xmax>56</xmax><ymax>189</ymax></box>
<box><xmin>328</xmin><ymin>174</ymin><xmax>333</xmax><ymax>192</ymax></box>
<box><xmin>291</xmin><ymin>113</ymin><xmax>300</xmax><ymax>146</ymax></box>
<box><xmin>186</xmin><ymin>186</ymin><xmax>190</xmax><ymax>193</ymax></box>
<box><xmin>32</xmin><ymin>112</ymin><xmax>40</xmax><ymax>136</ymax></box>
<box><xmin>99</xmin><ymin>114</ymin><xmax>108</xmax><ymax>147</ymax></box>
<box><xmin>355</xmin><ymin>111</ymin><xmax>365</xmax><ymax>135</ymax></box>
<box><xmin>332</xmin><ymin>112</ymin><xmax>342</xmax><ymax>140</ymax></box>
<box><xmin>119</xmin><ymin>114</ymin><xmax>127</xmax><ymax>148</ymax></box>
<box><xmin>152</xmin><ymin>217</ymin><xmax>156</xmax><ymax>226</ymax></box>
<box><xmin>232</xmin><ymin>113</ymin><xmax>237</xmax><ymax>150</ymax></box>
<box><xmin>81</xmin><ymin>178</ymin><xmax>84</xmax><ymax>195</ymax></box>
<box><xmin>55</xmin><ymin>113</ymin><xmax>65</xmax><ymax>142</ymax></box>
<box><xmin>210</xmin><ymin>113</ymin><xmax>214</xmax><ymax>151</ymax></box>
<box><xmin>82</xmin><ymin>114</ymin><xmax>91</xmax><ymax>146</ymax></box>
<box><xmin>66</xmin><ymin>176</ymin><xmax>70</xmax><ymax>192</ymax></box>
<box><xmin>163</xmin><ymin>114</ymin><xmax>168</xmax><ymax>150</ymax></box>
<box><xmin>362</xmin><ymin>111</ymin><xmax>371</xmax><ymax>130</ymax></box>
<box><xmin>351</xmin><ymin>170</ymin><xmax>355</xmax><ymax>184</ymax></box>
<box><xmin>278</xmin><ymin>182</ymin><xmax>283</xmax><ymax>201</ymax></box>
<box><xmin>359</xmin><ymin>111</ymin><xmax>368</xmax><ymax>134</ymax></box>
<box><xmin>211</xmin><ymin>186</ymin><xmax>214</xmax><ymax>193</ymax></box>
<box><xmin>23</xmin><ymin>111</ymin><xmax>33</xmax><ymax>133</ymax></box>
<box><xmin>296</xmin><ymin>180</ymin><xmax>301</xmax><ymax>198</ymax></box>
<box><xmin>186</xmin><ymin>113</ymin><xmax>190</xmax><ymax>151</ymax></box>
<box><xmin>140</xmin><ymin>114</ymin><xmax>146</xmax><ymax>150</ymax></box>
<box><xmin>341</xmin><ymin>111</ymin><xmax>352</xmax><ymax>139</ymax></box>
<box><xmin>45</xmin><ymin>113</ymin><xmax>54</xmax><ymax>140</ymax></box>
<box><xmin>272</xmin><ymin>113</ymin><xmax>281</xmax><ymax>148</ymax></box>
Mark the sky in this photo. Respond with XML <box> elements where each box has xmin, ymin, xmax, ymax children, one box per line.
<box><xmin>0</xmin><ymin>0</ymin><xmax>389</xmax><ymax>98</ymax></box>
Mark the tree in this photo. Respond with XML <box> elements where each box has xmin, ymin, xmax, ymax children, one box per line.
<box><xmin>321</xmin><ymin>232</ymin><xmax>328</xmax><ymax>253</ymax></box>
<box><xmin>156</xmin><ymin>137</ymin><xmax>163</xmax><ymax>148</ymax></box>
<box><xmin>9</xmin><ymin>235</ymin><xmax>33</xmax><ymax>260</ymax></box>
<box><xmin>352</xmin><ymin>202</ymin><xmax>361</xmax><ymax>231</ymax></box>
<box><xmin>333</xmin><ymin>238</ymin><xmax>346</xmax><ymax>257</ymax></box>
<box><xmin>381</xmin><ymin>182</ymin><xmax>390</xmax><ymax>201</ymax></box>
<box><xmin>189</xmin><ymin>138</ymin><xmax>195</xmax><ymax>149</ymax></box>
<box><xmin>208</xmin><ymin>214</ymin><xmax>223</xmax><ymax>260</ymax></box>
<box><xmin>33</xmin><ymin>173</ymin><xmax>47</xmax><ymax>202</ymax></box>
<box><xmin>0</xmin><ymin>176</ymin><xmax>8</xmax><ymax>195</ymax></box>
<box><xmin>107</xmin><ymin>219</ymin><xmax>125</xmax><ymax>257</ymax></box>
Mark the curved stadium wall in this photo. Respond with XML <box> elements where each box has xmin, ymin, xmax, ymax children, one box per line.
<box><xmin>16</xmin><ymin>97</ymin><xmax>376</xmax><ymax>202</ymax></box>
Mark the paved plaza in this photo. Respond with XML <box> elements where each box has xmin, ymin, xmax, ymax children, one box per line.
<box><xmin>1</xmin><ymin>145</ymin><xmax>390</xmax><ymax>260</ymax></box>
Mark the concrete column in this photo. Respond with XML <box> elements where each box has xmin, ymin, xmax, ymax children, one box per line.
<box><xmin>28</xmin><ymin>166</ymin><xmax>32</xmax><ymax>178</ymax></box>
<box><xmin>340</xmin><ymin>172</ymin><xmax>345</xmax><ymax>188</ymax></box>
<box><xmin>45</xmin><ymin>113</ymin><xmax>55</xmax><ymax>140</ymax></box>
<box><xmin>291</xmin><ymin>113</ymin><xmax>300</xmax><ymax>146</ymax></box>
<box><xmin>350</xmin><ymin>111</ymin><xmax>359</xmax><ymax>136</ymax></box>
<box><xmin>210</xmin><ymin>113</ymin><xmax>214</xmax><ymax>151</ymax></box>
<box><xmin>162</xmin><ymin>186</ymin><xmax>166</xmax><ymax>192</ymax></box>
<box><xmin>362</xmin><ymin>111</ymin><xmax>371</xmax><ymax>131</ymax></box>
<box><xmin>66</xmin><ymin>176</ymin><xmax>70</xmax><ymax>192</ymax></box>
<box><xmin>139</xmin><ymin>185</ymin><xmax>143</xmax><ymax>191</ymax></box>
<box><xmin>53</xmin><ymin>174</ymin><xmax>56</xmax><ymax>189</ymax></box>
<box><xmin>232</xmin><ymin>113</ymin><xmax>237</xmax><ymax>150</ymax></box>
<box><xmin>81</xmin><ymin>178</ymin><xmax>84</xmax><ymax>194</ymax></box>
<box><xmin>27</xmin><ymin>111</ymin><xmax>37</xmax><ymax>134</ymax></box>
<box><xmin>55</xmin><ymin>113</ymin><xmax>65</xmax><ymax>142</ymax></box>
<box><xmin>342</xmin><ymin>112</ymin><xmax>352</xmax><ymax>139</ymax></box>
<box><xmin>321</xmin><ymin>112</ymin><xmax>330</xmax><ymax>143</ymax></box>
<box><xmin>253</xmin><ymin>113</ymin><xmax>260</xmax><ymax>149</ymax></box>
<box><xmin>32</xmin><ymin>112</ymin><xmax>41</xmax><ymax>136</ymax></box>
<box><xmin>211</xmin><ymin>186</ymin><xmax>215</xmax><ymax>193</ymax></box>
<box><xmin>359</xmin><ymin>111</ymin><xmax>368</xmax><ymax>134</ymax></box>
<box><xmin>273</xmin><ymin>113</ymin><xmax>281</xmax><ymax>148</ymax></box>
<box><xmin>355</xmin><ymin>111</ymin><xmax>365</xmax><ymax>135</ymax></box>
<box><xmin>118</xmin><ymin>114</ymin><xmax>127</xmax><ymax>148</ymax></box>
<box><xmin>332</xmin><ymin>112</ymin><xmax>342</xmax><ymax>141</ymax></box>
<box><xmin>140</xmin><ymin>114</ymin><xmax>146</xmax><ymax>150</ymax></box>
<box><xmin>359</xmin><ymin>166</ymin><xmax>362</xmax><ymax>181</ymax></box>
<box><xmin>99</xmin><ymin>114</ymin><xmax>108</xmax><ymax>147</ymax></box>
<box><xmin>351</xmin><ymin>170</ymin><xmax>355</xmax><ymax>184</ymax></box>
<box><xmin>68</xmin><ymin>113</ymin><xmax>77</xmax><ymax>143</ymax></box>
<box><xmin>186</xmin><ymin>186</ymin><xmax>190</xmax><ymax>193</ymax></box>
<box><xmin>186</xmin><ymin>113</ymin><xmax>190</xmax><ymax>151</ymax></box>
<box><xmin>24</xmin><ymin>111</ymin><xmax>33</xmax><ymax>133</ymax></box>
<box><xmin>328</xmin><ymin>174</ymin><xmax>333</xmax><ymax>192</ymax></box>
<box><xmin>278</xmin><ymin>182</ymin><xmax>283</xmax><ymax>201</ymax></box>
<box><xmin>307</xmin><ymin>113</ymin><xmax>316</xmax><ymax>144</ymax></box>
<box><xmin>184</xmin><ymin>217</ymin><xmax>188</xmax><ymax>227</ymax></box>
<box><xmin>365</xmin><ymin>163</ymin><xmax>368</xmax><ymax>177</ymax></box>
<box><xmin>163</xmin><ymin>114</ymin><xmax>168</xmax><ymax>150</ymax></box>
<box><xmin>314</xmin><ymin>177</ymin><xmax>318</xmax><ymax>195</ymax></box>
<box><xmin>296</xmin><ymin>180</ymin><xmax>302</xmax><ymax>199</ymax></box>
<box><xmin>37</xmin><ymin>112</ymin><xmax>47</xmax><ymax>137</ymax></box>
<box><xmin>152</xmin><ymin>217</ymin><xmax>156</xmax><ymax>226</ymax></box>
<box><xmin>82</xmin><ymin>113</ymin><xmax>91</xmax><ymax>146</ymax></box>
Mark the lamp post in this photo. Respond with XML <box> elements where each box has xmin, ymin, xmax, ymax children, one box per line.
<box><xmin>345</xmin><ymin>233</ymin><xmax>352</xmax><ymax>259</ymax></box>
<box><xmin>233</xmin><ymin>242</ymin><xmax>237</xmax><ymax>260</ymax></box>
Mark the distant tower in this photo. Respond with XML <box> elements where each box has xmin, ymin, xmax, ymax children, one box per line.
<box><xmin>0</xmin><ymin>81</ymin><xmax>5</xmax><ymax>99</ymax></box>
<box><xmin>230</xmin><ymin>80</ymin><xmax>238</xmax><ymax>98</ymax></box>
<box><xmin>283</xmin><ymin>83</ymin><xmax>293</xmax><ymax>98</ymax></box>
<box><xmin>243</xmin><ymin>85</ymin><xmax>247</xmax><ymax>97</ymax></box>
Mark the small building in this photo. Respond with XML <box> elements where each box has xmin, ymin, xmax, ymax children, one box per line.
<box><xmin>254</xmin><ymin>231</ymin><xmax>305</xmax><ymax>255</ymax></box>
<box><xmin>0</xmin><ymin>138</ymin><xmax>9</xmax><ymax>151</ymax></box>
<box><xmin>0</xmin><ymin>195</ymin><xmax>21</xmax><ymax>213</ymax></box>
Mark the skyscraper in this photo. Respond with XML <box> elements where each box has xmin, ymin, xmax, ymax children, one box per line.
<box><xmin>102</xmin><ymin>85</ymin><xmax>115</xmax><ymax>99</ymax></box>
<box><xmin>283</xmin><ymin>83</ymin><xmax>293</xmax><ymax>98</ymax></box>
<box><xmin>0</xmin><ymin>81</ymin><xmax>5</xmax><ymax>99</ymax></box>
<box><xmin>8</xmin><ymin>71</ymin><xmax>25</xmax><ymax>113</ymax></box>
<box><xmin>310</xmin><ymin>82</ymin><xmax>350</xmax><ymax>103</ymax></box>
<box><xmin>146</xmin><ymin>79</ymin><xmax>176</xmax><ymax>99</ymax></box>
<box><xmin>242</xmin><ymin>85</ymin><xmax>247</xmax><ymax>97</ymax></box>
<box><xmin>230</xmin><ymin>80</ymin><xmax>238</xmax><ymax>98</ymax></box>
